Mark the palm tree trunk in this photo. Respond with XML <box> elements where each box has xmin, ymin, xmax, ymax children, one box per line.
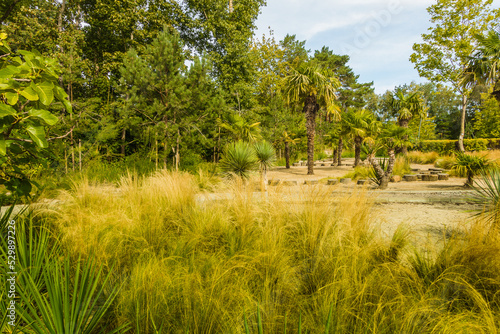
<box><xmin>337</xmin><ymin>138</ymin><xmax>343</xmax><ymax>166</ymax></box>
<box><xmin>458</xmin><ymin>94</ymin><xmax>467</xmax><ymax>152</ymax></box>
<box><xmin>369</xmin><ymin>148</ymin><xmax>395</xmax><ymax>189</ymax></box>
<box><xmin>304</xmin><ymin>95</ymin><xmax>318</xmax><ymax>175</ymax></box>
<box><xmin>333</xmin><ymin>147</ymin><xmax>337</xmax><ymax>165</ymax></box>
<box><xmin>285</xmin><ymin>141</ymin><xmax>290</xmax><ymax>169</ymax></box>
<box><xmin>400</xmin><ymin>118</ymin><xmax>410</xmax><ymax>155</ymax></box>
<box><xmin>354</xmin><ymin>136</ymin><xmax>362</xmax><ymax>167</ymax></box>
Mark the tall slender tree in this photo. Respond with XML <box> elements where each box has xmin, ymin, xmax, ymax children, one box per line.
<box><xmin>282</xmin><ymin>63</ymin><xmax>340</xmax><ymax>175</ymax></box>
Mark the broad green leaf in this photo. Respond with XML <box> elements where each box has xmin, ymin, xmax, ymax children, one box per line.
<box><xmin>0</xmin><ymin>139</ymin><xmax>5</xmax><ymax>155</ymax></box>
<box><xmin>0</xmin><ymin>65</ymin><xmax>21</xmax><ymax>78</ymax></box>
<box><xmin>0</xmin><ymin>103</ymin><xmax>16</xmax><ymax>117</ymax></box>
<box><xmin>0</xmin><ymin>33</ymin><xmax>7</xmax><ymax>40</ymax></box>
<box><xmin>5</xmin><ymin>92</ymin><xmax>18</xmax><ymax>105</ymax></box>
<box><xmin>29</xmin><ymin>109</ymin><xmax>58</xmax><ymax>126</ymax></box>
<box><xmin>26</xmin><ymin>124</ymin><xmax>48</xmax><ymax>148</ymax></box>
<box><xmin>54</xmin><ymin>85</ymin><xmax>72</xmax><ymax>114</ymax></box>
<box><xmin>33</xmin><ymin>81</ymin><xmax>54</xmax><ymax>105</ymax></box>
<box><xmin>19</xmin><ymin>85</ymin><xmax>39</xmax><ymax>101</ymax></box>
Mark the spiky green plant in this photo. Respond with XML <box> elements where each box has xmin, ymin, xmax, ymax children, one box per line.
<box><xmin>452</xmin><ymin>152</ymin><xmax>491</xmax><ymax>186</ymax></box>
<box><xmin>17</xmin><ymin>256</ymin><xmax>127</xmax><ymax>334</ymax></box>
<box><xmin>219</xmin><ymin>141</ymin><xmax>258</xmax><ymax>180</ymax></box>
<box><xmin>253</xmin><ymin>141</ymin><xmax>276</xmax><ymax>191</ymax></box>
<box><xmin>472</xmin><ymin>167</ymin><xmax>500</xmax><ymax>225</ymax></box>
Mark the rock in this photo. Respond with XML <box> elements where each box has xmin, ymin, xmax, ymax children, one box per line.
<box><xmin>304</xmin><ymin>180</ymin><xmax>319</xmax><ymax>185</ymax></box>
<box><xmin>282</xmin><ymin>180</ymin><xmax>298</xmax><ymax>186</ymax></box>
<box><xmin>357</xmin><ymin>179</ymin><xmax>368</xmax><ymax>185</ymax></box>
<box><xmin>292</xmin><ymin>163</ymin><xmax>299</xmax><ymax>167</ymax></box>
<box><xmin>422</xmin><ymin>174</ymin><xmax>438</xmax><ymax>181</ymax></box>
<box><xmin>327</xmin><ymin>179</ymin><xmax>338</xmax><ymax>185</ymax></box>
<box><xmin>438</xmin><ymin>173</ymin><xmax>449</xmax><ymax>181</ymax></box>
<box><xmin>390</xmin><ymin>175</ymin><xmax>401</xmax><ymax>182</ymax></box>
<box><xmin>430</xmin><ymin>171</ymin><xmax>441</xmax><ymax>175</ymax></box>
<box><xmin>321</xmin><ymin>163</ymin><xmax>326</xmax><ymax>166</ymax></box>
<box><xmin>403</xmin><ymin>174</ymin><xmax>417</xmax><ymax>182</ymax></box>
<box><xmin>340</xmin><ymin>178</ymin><xmax>351</xmax><ymax>184</ymax></box>
<box><xmin>416</xmin><ymin>174</ymin><xmax>424</xmax><ymax>180</ymax></box>
<box><xmin>430</xmin><ymin>168</ymin><xmax>444</xmax><ymax>172</ymax></box>
<box><xmin>268</xmin><ymin>179</ymin><xmax>281</xmax><ymax>186</ymax></box>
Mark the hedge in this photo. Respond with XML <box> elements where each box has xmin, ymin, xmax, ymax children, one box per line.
<box><xmin>417</xmin><ymin>138</ymin><xmax>500</xmax><ymax>154</ymax></box>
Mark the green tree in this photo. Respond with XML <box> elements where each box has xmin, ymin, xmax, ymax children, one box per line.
<box><xmin>283</xmin><ymin>63</ymin><xmax>340</xmax><ymax>175</ymax></box>
<box><xmin>410</xmin><ymin>0</ymin><xmax>500</xmax><ymax>152</ymax></box>
<box><xmin>0</xmin><ymin>34</ymin><xmax>72</xmax><ymax>195</ymax></box>
<box><xmin>343</xmin><ymin>108</ymin><xmax>379</xmax><ymax>167</ymax></box>
<box><xmin>391</xmin><ymin>89</ymin><xmax>424</xmax><ymax>154</ymax></box>
<box><xmin>119</xmin><ymin>29</ymin><xmax>224</xmax><ymax>171</ymax></box>
<box><xmin>473</xmin><ymin>94</ymin><xmax>500</xmax><ymax>137</ymax></box>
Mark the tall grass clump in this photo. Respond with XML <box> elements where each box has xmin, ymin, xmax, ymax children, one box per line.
<box><xmin>407</xmin><ymin>151</ymin><xmax>440</xmax><ymax>164</ymax></box>
<box><xmin>393</xmin><ymin>156</ymin><xmax>412</xmax><ymax>176</ymax></box>
<box><xmin>12</xmin><ymin>171</ymin><xmax>500</xmax><ymax>333</ymax></box>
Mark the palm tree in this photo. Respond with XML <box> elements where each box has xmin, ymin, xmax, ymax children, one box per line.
<box><xmin>282</xmin><ymin>63</ymin><xmax>340</xmax><ymax>175</ymax></box>
<box><xmin>464</xmin><ymin>29</ymin><xmax>500</xmax><ymax>102</ymax></box>
<box><xmin>217</xmin><ymin>113</ymin><xmax>262</xmax><ymax>143</ymax></box>
<box><xmin>343</xmin><ymin>108</ymin><xmax>379</xmax><ymax>167</ymax></box>
<box><xmin>391</xmin><ymin>89</ymin><xmax>423</xmax><ymax>154</ymax></box>
<box><xmin>452</xmin><ymin>152</ymin><xmax>490</xmax><ymax>187</ymax></box>
<box><xmin>367</xmin><ymin>124</ymin><xmax>412</xmax><ymax>189</ymax></box>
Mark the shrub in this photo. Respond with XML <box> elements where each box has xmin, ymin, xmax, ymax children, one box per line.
<box><xmin>407</xmin><ymin>151</ymin><xmax>439</xmax><ymax>164</ymax></box>
<box><xmin>452</xmin><ymin>153</ymin><xmax>491</xmax><ymax>186</ymax></box>
<box><xmin>435</xmin><ymin>156</ymin><xmax>456</xmax><ymax>170</ymax></box>
<box><xmin>419</xmin><ymin>139</ymin><xmax>493</xmax><ymax>154</ymax></box>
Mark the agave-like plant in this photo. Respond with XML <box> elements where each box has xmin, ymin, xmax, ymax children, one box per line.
<box><xmin>253</xmin><ymin>141</ymin><xmax>276</xmax><ymax>191</ymax></box>
<box><xmin>18</xmin><ymin>256</ymin><xmax>128</xmax><ymax>334</ymax></box>
<box><xmin>471</xmin><ymin>167</ymin><xmax>500</xmax><ymax>225</ymax></box>
<box><xmin>452</xmin><ymin>152</ymin><xmax>491</xmax><ymax>187</ymax></box>
<box><xmin>219</xmin><ymin>141</ymin><xmax>258</xmax><ymax>180</ymax></box>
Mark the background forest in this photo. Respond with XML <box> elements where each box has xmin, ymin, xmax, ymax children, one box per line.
<box><xmin>1</xmin><ymin>0</ymin><xmax>500</xmax><ymax>194</ymax></box>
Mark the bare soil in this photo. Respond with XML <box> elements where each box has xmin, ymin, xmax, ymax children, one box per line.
<box><xmin>267</xmin><ymin>158</ymin><xmax>480</xmax><ymax>245</ymax></box>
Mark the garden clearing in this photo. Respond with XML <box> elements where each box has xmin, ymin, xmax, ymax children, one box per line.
<box><xmin>266</xmin><ymin>158</ymin><xmax>481</xmax><ymax>247</ymax></box>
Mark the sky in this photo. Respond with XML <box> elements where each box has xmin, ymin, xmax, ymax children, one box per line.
<box><xmin>254</xmin><ymin>0</ymin><xmax>496</xmax><ymax>94</ymax></box>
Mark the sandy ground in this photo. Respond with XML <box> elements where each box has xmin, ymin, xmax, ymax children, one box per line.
<box><xmin>266</xmin><ymin>158</ymin><xmax>480</xmax><ymax>245</ymax></box>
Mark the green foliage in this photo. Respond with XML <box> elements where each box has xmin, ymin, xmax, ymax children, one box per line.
<box><xmin>407</xmin><ymin>151</ymin><xmax>440</xmax><ymax>164</ymax></box>
<box><xmin>474</xmin><ymin>95</ymin><xmax>500</xmax><ymax>137</ymax></box>
<box><xmin>0</xmin><ymin>34</ymin><xmax>71</xmax><ymax>196</ymax></box>
<box><xmin>452</xmin><ymin>152</ymin><xmax>491</xmax><ymax>186</ymax></box>
<box><xmin>253</xmin><ymin>141</ymin><xmax>276</xmax><ymax>172</ymax></box>
<box><xmin>219</xmin><ymin>141</ymin><xmax>258</xmax><ymax>179</ymax></box>
<box><xmin>472</xmin><ymin>167</ymin><xmax>500</xmax><ymax>224</ymax></box>
<box><xmin>419</xmin><ymin>139</ymin><xmax>492</xmax><ymax>153</ymax></box>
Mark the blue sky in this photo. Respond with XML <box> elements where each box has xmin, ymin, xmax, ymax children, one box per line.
<box><xmin>254</xmin><ymin>0</ymin><xmax>498</xmax><ymax>94</ymax></box>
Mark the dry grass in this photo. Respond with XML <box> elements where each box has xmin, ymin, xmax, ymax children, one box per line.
<box><xmin>408</xmin><ymin>151</ymin><xmax>440</xmax><ymax>164</ymax></box>
<box><xmin>43</xmin><ymin>171</ymin><xmax>500</xmax><ymax>333</ymax></box>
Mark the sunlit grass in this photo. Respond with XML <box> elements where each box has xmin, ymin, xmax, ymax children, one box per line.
<box><xmin>6</xmin><ymin>171</ymin><xmax>500</xmax><ymax>333</ymax></box>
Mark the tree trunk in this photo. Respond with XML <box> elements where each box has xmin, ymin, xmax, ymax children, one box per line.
<box><xmin>285</xmin><ymin>141</ymin><xmax>290</xmax><ymax>169</ymax></box>
<box><xmin>354</xmin><ymin>136</ymin><xmax>362</xmax><ymax>167</ymax></box>
<box><xmin>368</xmin><ymin>148</ymin><xmax>396</xmax><ymax>190</ymax></box>
<box><xmin>304</xmin><ymin>95</ymin><xmax>318</xmax><ymax>175</ymax></box>
<box><xmin>333</xmin><ymin>147</ymin><xmax>337</xmax><ymax>165</ymax></box>
<box><xmin>121</xmin><ymin>128</ymin><xmax>126</xmax><ymax>156</ymax></box>
<box><xmin>175</xmin><ymin>129</ymin><xmax>180</xmax><ymax>172</ymax></box>
<box><xmin>399</xmin><ymin>118</ymin><xmax>410</xmax><ymax>155</ymax></box>
<box><xmin>458</xmin><ymin>94</ymin><xmax>467</xmax><ymax>152</ymax></box>
<box><xmin>337</xmin><ymin>137</ymin><xmax>343</xmax><ymax>166</ymax></box>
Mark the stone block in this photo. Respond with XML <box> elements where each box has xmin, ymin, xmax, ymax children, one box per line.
<box><xmin>304</xmin><ymin>180</ymin><xmax>319</xmax><ymax>185</ymax></box>
<box><xmin>438</xmin><ymin>173</ymin><xmax>449</xmax><ymax>181</ymax></box>
<box><xmin>327</xmin><ymin>179</ymin><xmax>338</xmax><ymax>185</ymax></box>
<box><xmin>357</xmin><ymin>179</ymin><xmax>368</xmax><ymax>185</ymax></box>
<box><xmin>422</xmin><ymin>174</ymin><xmax>438</xmax><ymax>181</ymax></box>
<box><xmin>403</xmin><ymin>174</ymin><xmax>417</xmax><ymax>182</ymax></box>
<box><xmin>282</xmin><ymin>180</ymin><xmax>298</xmax><ymax>186</ymax></box>
<box><xmin>340</xmin><ymin>178</ymin><xmax>351</xmax><ymax>184</ymax></box>
<box><xmin>268</xmin><ymin>179</ymin><xmax>281</xmax><ymax>186</ymax></box>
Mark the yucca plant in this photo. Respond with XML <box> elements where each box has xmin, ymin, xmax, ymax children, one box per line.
<box><xmin>17</xmin><ymin>256</ymin><xmax>128</xmax><ymax>334</ymax></box>
<box><xmin>219</xmin><ymin>141</ymin><xmax>258</xmax><ymax>180</ymax></box>
<box><xmin>452</xmin><ymin>152</ymin><xmax>491</xmax><ymax>187</ymax></box>
<box><xmin>471</xmin><ymin>167</ymin><xmax>500</xmax><ymax>225</ymax></box>
<box><xmin>253</xmin><ymin>141</ymin><xmax>276</xmax><ymax>191</ymax></box>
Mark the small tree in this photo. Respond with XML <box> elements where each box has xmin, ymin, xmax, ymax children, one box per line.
<box><xmin>368</xmin><ymin>125</ymin><xmax>412</xmax><ymax>189</ymax></box>
<box><xmin>219</xmin><ymin>141</ymin><xmax>258</xmax><ymax>180</ymax></box>
<box><xmin>452</xmin><ymin>152</ymin><xmax>490</xmax><ymax>187</ymax></box>
<box><xmin>253</xmin><ymin>141</ymin><xmax>276</xmax><ymax>191</ymax></box>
